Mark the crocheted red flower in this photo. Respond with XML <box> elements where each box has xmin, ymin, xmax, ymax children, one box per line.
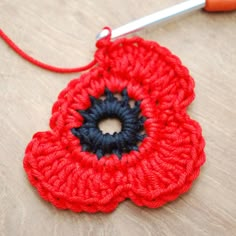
<box><xmin>24</xmin><ymin>36</ymin><xmax>205</xmax><ymax>213</ymax></box>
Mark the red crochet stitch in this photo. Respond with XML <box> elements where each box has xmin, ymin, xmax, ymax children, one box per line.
<box><xmin>23</xmin><ymin>34</ymin><xmax>205</xmax><ymax>213</ymax></box>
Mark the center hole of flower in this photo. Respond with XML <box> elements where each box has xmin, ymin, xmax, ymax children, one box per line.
<box><xmin>98</xmin><ymin>117</ymin><xmax>122</xmax><ymax>134</ymax></box>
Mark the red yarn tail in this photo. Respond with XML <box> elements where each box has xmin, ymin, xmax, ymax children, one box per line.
<box><xmin>0</xmin><ymin>29</ymin><xmax>97</xmax><ymax>73</ymax></box>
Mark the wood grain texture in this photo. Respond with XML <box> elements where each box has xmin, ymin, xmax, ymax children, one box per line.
<box><xmin>0</xmin><ymin>0</ymin><xmax>236</xmax><ymax>235</ymax></box>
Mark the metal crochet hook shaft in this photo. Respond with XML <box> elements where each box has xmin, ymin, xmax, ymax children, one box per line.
<box><xmin>97</xmin><ymin>0</ymin><xmax>205</xmax><ymax>40</ymax></box>
<box><xmin>96</xmin><ymin>0</ymin><xmax>236</xmax><ymax>40</ymax></box>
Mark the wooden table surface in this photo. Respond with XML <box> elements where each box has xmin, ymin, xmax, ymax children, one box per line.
<box><xmin>0</xmin><ymin>0</ymin><xmax>236</xmax><ymax>235</ymax></box>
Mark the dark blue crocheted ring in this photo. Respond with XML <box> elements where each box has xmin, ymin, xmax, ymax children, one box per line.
<box><xmin>71</xmin><ymin>88</ymin><xmax>146</xmax><ymax>159</ymax></box>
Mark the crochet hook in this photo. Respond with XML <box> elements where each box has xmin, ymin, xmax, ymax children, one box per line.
<box><xmin>97</xmin><ymin>0</ymin><xmax>236</xmax><ymax>40</ymax></box>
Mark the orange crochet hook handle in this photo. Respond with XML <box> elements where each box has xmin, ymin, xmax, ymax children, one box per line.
<box><xmin>205</xmin><ymin>0</ymin><xmax>236</xmax><ymax>11</ymax></box>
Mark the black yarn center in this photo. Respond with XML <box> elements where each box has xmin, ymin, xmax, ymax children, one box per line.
<box><xmin>71</xmin><ymin>88</ymin><xmax>146</xmax><ymax>159</ymax></box>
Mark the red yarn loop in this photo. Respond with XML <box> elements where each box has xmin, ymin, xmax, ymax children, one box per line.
<box><xmin>22</xmin><ymin>34</ymin><xmax>205</xmax><ymax>213</ymax></box>
<box><xmin>96</xmin><ymin>26</ymin><xmax>112</xmax><ymax>48</ymax></box>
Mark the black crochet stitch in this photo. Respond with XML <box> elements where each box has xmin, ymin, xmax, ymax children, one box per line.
<box><xmin>71</xmin><ymin>88</ymin><xmax>146</xmax><ymax>159</ymax></box>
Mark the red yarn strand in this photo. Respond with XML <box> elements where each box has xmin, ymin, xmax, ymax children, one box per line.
<box><xmin>0</xmin><ymin>29</ymin><xmax>96</xmax><ymax>73</ymax></box>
